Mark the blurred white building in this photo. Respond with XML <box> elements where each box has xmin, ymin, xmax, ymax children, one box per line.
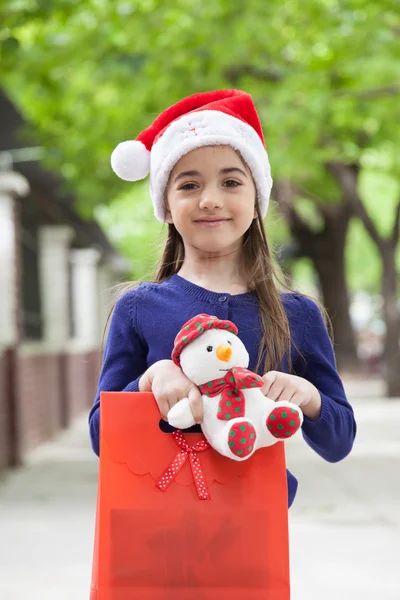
<box><xmin>0</xmin><ymin>89</ymin><xmax>126</xmax><ymax>470</ymax></box>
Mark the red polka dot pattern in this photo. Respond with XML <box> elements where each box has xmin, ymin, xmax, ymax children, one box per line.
<box><xmin>266</xmin><ymin>406</ymin><xmax>302</xmax><ymax>439</ymax></box>
<box><xmin>156</xmin><ymin>431</ymin><xmax>211</xmax><ymax>500</ymax></box>
<box><xmin>227</xmin><ymin>421</ymin><xmax>257</xmax><ymax>459</ymax></box>
<box><xmin>199</xmin><ymin>367</ymin><xmax>264</xmax><ymax>422</ymax></box>
<box><xmin>172</xmin><ymin>314</ymin><xmax>238</xmax><ymax>366</ymax></box>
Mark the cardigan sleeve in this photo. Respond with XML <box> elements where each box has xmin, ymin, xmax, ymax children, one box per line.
<box><xmin>295</xmin><ymin>296</ymin><xmax>357</xmax><ymax>462</ymax></box>
<box><xmin>88</xmin><ymin>290</ymin><xmax>148</xmax><ymax>456</ymax></box>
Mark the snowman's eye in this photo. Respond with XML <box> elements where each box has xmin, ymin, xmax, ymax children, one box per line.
<box><xmin>227</xmin><ymin>340</ymin><xmax>232</xmax><ymax>345</ymax></box>
<box><xmin>206</xmin><ymin>346</ymin><xmax>213</xmax><ymax>352</ymax></box>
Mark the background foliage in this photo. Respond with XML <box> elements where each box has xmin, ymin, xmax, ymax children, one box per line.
<box><xmin>1</xmin><ymin>0</ymin><xmax>399</xmax><ymax>288</ymax></box>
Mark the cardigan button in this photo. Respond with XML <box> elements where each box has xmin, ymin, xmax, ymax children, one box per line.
<box><xmin>218</xmin><ymin>296</ymin><xmax>227</xmax><ymax>302</ymax></box>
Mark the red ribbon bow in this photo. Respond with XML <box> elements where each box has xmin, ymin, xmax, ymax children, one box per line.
<box><xmin>199</xmin><ymin>367</ymin><xmax>264</xmax><ymax>421</ymax></box>
<box><xmin>156</xmin><ymin>431</ymin><xmax>211</xmax><ymax>500</ymax></box>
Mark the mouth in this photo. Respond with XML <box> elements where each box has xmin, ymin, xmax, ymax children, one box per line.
<box><xmin>219</xmin><ymin>364</ymin><xmax>236</xmax><ymax>372</ymax></box>
<box><xmin>194</xmin><ymin>218</ymin><xmax>231</xmax><ymax>227</ymax></box>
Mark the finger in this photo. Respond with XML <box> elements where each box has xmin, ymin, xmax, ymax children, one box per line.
<box><xmin>289</xmin><ymin>391</ymin><xmax>306</xmax><ymax>408</ymax></box>
<box><xmin>156</xmin><ymin>396</ymin><xmax>170</xmax><ymax>420</ymax></box>
<box><xmin>188</xmin><ymin>386</ymin><xmax>203</xmax><ymax>424</ymax></box>
<box><xmin>277</xmin><ymin>387</ymin><xmax>296</xmax><ymax>403</ymax></box>
<box><xmin>265</xmin><ymin>379</ymin><xmax>286</xmax><ymax>401</ymax></box>
<box><xmin>260</xmin><ymin>371</ymin><xmax>278</xmax><ymax>396</ymax></box>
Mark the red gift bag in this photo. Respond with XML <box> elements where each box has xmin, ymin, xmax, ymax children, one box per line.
<box><xmin>90</xmin><ymin>392</ymin><xmax>290</xmax><ymax>600</ymax></box>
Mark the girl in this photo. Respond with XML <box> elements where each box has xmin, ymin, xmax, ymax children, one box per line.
<box><xmin>89</xmin><ymin>89</ymin><xmax>356</xmax><ymax>507</ymax></box>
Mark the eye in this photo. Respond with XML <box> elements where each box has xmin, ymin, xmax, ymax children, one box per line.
<box><xmin>227</xmin><ymin>340</ymin><xmax>232</xmax><ymax>345</ymax></box>
<box><xmin>179</xmin><ymin>182</ymin><xmax>198</xmax><ymax>191</ymax></box>
<box><xmin>206</xmin><ymin>345</ymin><xmax>213</xmax><ymax>352</ymax></box>
<box><xmin>223</xmin><ymin>179</ymin><xmax>241</xmax><ymax>188</ymax></box>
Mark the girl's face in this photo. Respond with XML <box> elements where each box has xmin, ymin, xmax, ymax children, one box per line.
<box><xmin>166</xmin><ymin>145</ymin><xmax>257</xmax><ymax>256</ymax></box>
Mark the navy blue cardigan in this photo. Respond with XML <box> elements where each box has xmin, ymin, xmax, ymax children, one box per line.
<box><xmin>89</xmin><ymin>274</ymin><xmax>356</xmax><ymax>506</ymax></box>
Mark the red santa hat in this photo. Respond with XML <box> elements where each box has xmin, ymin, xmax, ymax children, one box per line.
<box><xmin>111</xmin><ymin>90</ymin><xmax>273</xmax><ymax>223</ymax></box>
<box><xmin>172</xmin><ymin>314</ymin><xmax>238</xmax><ymax>367</ymax></box>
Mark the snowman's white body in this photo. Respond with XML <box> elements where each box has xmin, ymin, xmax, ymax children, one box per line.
<box><xmin>168</xmin><ymin>328</ymin><xmax>303</xmax><ymax>461</ymax></box>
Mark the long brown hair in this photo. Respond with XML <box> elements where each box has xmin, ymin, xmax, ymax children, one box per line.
<box><xmin>106</xmin><ymin>200</ymin><xmax>322</xmax><ymax>375</ymax></box>
<box><xmin>105</xmin><ymin>146</ymin><xmax>332</xmax><ymax>372</ymax></box>
<box><xmin>154</xmin><ymin>201</ymin><xmax>299</xmax><ymax>374</ymax></box>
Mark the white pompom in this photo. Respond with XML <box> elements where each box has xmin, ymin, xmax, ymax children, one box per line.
<box><xmin>110</xmin><ymin>140</ymin><xmax>150</xmax><ymax>181</ymax></box>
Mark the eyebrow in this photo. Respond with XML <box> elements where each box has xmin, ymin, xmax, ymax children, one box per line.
<box><xmin>173</xmin><ymin>167</ymin><xmax>248</xmax><ymax>183</ymax></box>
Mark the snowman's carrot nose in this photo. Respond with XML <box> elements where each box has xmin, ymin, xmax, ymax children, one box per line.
<box><xmin>216</xmin><ymin>345</ymin><xmax>232</xmax><ymax>362</ymax></box>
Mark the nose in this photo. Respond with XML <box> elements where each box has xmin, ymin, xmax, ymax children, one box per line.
<box><xmin>216</xmin><ymin>345</ymin><xmax>232</xmax><ymax>362</ymax></box>
<box><xmin>199</xmin><ymin>187</ymin><xmax>223</xmax><ymax>210</ymax></box>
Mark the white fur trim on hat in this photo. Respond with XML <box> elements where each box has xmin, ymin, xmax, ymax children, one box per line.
<box><xmin>149</xmin><ymin>110</ymin><xmax>273</xmax><ymax>222</ymax></box>
<box><xmin>111</xmin><ymin>140</ymin><xmax>150</xmax><ymax>181</ymax></box>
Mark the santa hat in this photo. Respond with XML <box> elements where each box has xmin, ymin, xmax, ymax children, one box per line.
<box><xmin>111</xmin><ymin>90</ymin><xmax>273</xmax><ymax>223</ymax></box>
<box><xmin>172</xmin><ymin>314</ymin><xmax>238</xmax><ymax>366</ymax></box>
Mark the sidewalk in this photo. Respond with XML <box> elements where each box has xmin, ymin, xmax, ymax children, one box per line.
<box><xmin>0</xmin><ymin>379</ymin><xmax>399</xmax><ymax>600</ymax></box>
<box><xmin>287</xmin><ymin>378</ymin><xmax>400</xmax><ymax>599</ymax></box>
<box><xmin>0</xmin><ymin>418</ymin><xmax>97</xmax><ymax>600</ymax></box>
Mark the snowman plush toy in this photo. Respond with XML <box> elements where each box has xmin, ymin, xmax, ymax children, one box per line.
<box><xmin>168</xmin><ymin>314</ymin><xmax>303</xmax><ymax>461</ymax></box>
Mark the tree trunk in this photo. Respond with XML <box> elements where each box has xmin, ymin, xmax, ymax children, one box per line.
<box><xmin>309</xmin><ymin>205</ymin><xmax>359</xmax><ymax>372</ymax></box>
<box><xmin>274</xmin><ymin>180</ymin><xmax>359</xmax><ymax>371</ymax></box>
<box><xmin>382</xmin><ymin>245</ymin><xmax>400</xmax><ymax>396</ymax></box>
<box><xmin>327</xmin><ymin>161</ymin><xmax>400</xmax><ymax>397</ymax></box>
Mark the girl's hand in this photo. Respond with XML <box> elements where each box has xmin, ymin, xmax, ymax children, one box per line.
<box><xmin>260</xmin><ymin>371</ymin><xmax>322</xmax><ymax>420</ymax></box>
<box><xmin>139</xmin><ymin>359</ymin><xmax>203</xmax><ymax>423</ymax></box>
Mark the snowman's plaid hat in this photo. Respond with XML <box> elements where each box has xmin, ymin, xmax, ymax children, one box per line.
<box><xmin>172</xmin><ymin>314</ymin><xmax>238</xmax><ymax>367</ymax></box>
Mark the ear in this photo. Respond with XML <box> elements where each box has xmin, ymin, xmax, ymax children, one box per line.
<box><xmin>253</xmin><ymin>196</ymin><xmax>258</xmax><ymax>219</ymax></box>
<box><xmin>164</xmin><ymin>196</ymin><xmax>174</xmax><ymax>223</ymax></box>
<box><xmin>165</xmin><ymin>208</ymin><xmax>174</xmax><ymax>224</ymax></box>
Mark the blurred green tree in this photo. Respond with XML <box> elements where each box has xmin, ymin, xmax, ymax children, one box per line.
<box><xmin>1</xmin><ymin>0</ymin><xmax>399</xmax><ymax>392</ymax></box>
